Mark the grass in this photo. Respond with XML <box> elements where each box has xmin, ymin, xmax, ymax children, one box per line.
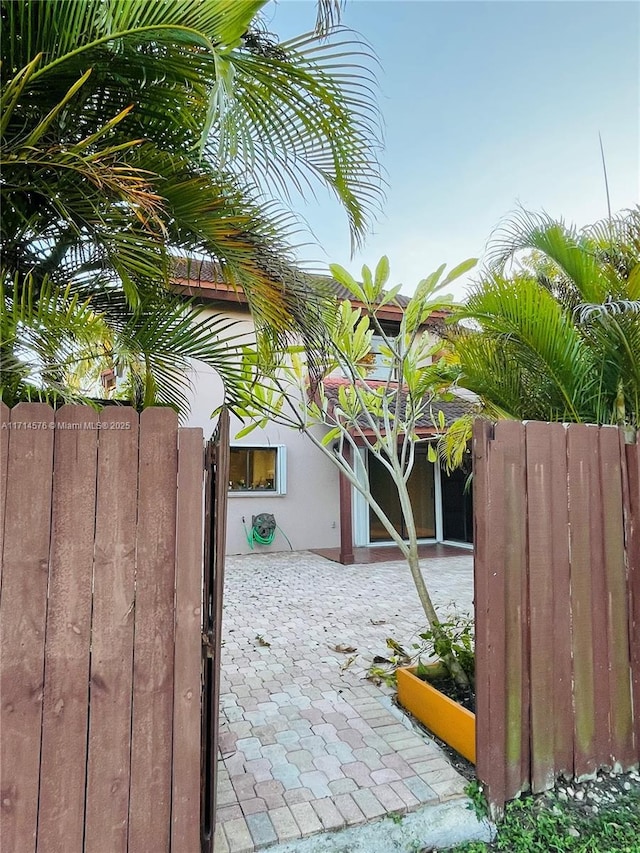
<box><xmin>447</xmin><ymin>785</ymin><xmax>640</xmax><ymax>853</ymax></box>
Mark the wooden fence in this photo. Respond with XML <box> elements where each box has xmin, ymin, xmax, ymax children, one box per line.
<box><xmin>0</xmin><ymin>403</ymin><xmax>205</xmax><ymax>853</ymax></box>
<box><xmin>473</xmin><ymin>420</ymin><xmax>640</xmax><ymax>814</ymax></box>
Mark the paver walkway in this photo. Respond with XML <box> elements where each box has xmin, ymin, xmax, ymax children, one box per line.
<box><xmin>214</xmin><ymin>549</ymin><xmax>474</xmax><ymax>853</ymax></box>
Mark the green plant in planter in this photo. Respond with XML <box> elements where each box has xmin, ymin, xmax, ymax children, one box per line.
<box><xmin>415</xmin><ymin>611</ymin><xmax>475</xmax><ymax>690</ymax></box>
<box><xmin>368</xmin><ymin>609</ymin><xmax>475</xmax><ymax>695</ymax></box>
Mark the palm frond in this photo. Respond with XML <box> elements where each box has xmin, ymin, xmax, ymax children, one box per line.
<box><xmin>485</xmin><ymin>208</ymin><xmax>606</xmax><ymax>303</ymax></box>
<box><xmin>112</xmin><ymin>295</ymin><xmax>250</xmax><ymax>415</ymax></box>
<box><xmin>208</xmin><ymin>27</ymin><xmax>383</xmax><ymax>250</ymax></box>
<box><xmin>4</xmin><ymin>1</ymin><xmax>382</xmax><ymax>251</ymax></box>
<box><xmin>2</xmin><ymin>0</ymin><xmax>382</xmax><ymax>413</ymax></box>
<box><xmin>453</xmin><ymin>208</ymin><xmax>640</xmax><ymax>427</ymax></box>
<box><xmin>314</xmin><ymin>0</ymin><xmax>345</xmax><ymax>36</ymax></box>
<box><xmin>1</xmin><ymin>272</ymin><xmax>109</xmax><ymax>406</ymax></box>
<box><xmin>437</xmin><ymin>413</ymin><xmax>475</xmax><ymax>473</ymax></box>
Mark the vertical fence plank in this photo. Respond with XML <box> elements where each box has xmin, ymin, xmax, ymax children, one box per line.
<box><xmin>0</xmin><ymin>404</ymin><xmax>55</xmax><ymax>852</ymax></box>
<box><xmin>622</xmin><ymin>437</ymin><xmax>640</xmax><ymax>760</ymax></box>
<box><xmin>128</xmin><ymin>408</ymin><xmax>178</xmax><ymax>853</ymax></box>
<box><xmin>473</xmin><ymin>419</ymin><xmax>508</xmax><ymax>814</ymax></box>
<box><xmin>211</xmin><ymin>410</ymin><xmax>230</xmax><ymax>831</ymax></box>
<box><xmin>37</xmin><ymin>407</ymin><xmax>98</xmax><ymax>852</ymax></box>
<box><xmin>0</xmin><ymin>402</ymin><xmax>10</xmax><ymax>594</ymax></box>
<box><xmin>567</xmin><ymin>424</ymin><xmax>608</xmax><ymax>777</ymax></box>
<box><xmin>476</xmin><ymin>420</ymin><xmax>637</xmax><ymax>810</ymax></box>
<box><xmin>201</xmin><ymin>410</ymin><xmax>231</xmax><ymax>852</ymax></box>
<box><xmin>585</xmin><ymin>427</ymin><xmax>612</xmax><ymax>769</ymax></box>
<box><xmin>85</xmin><ymin>408</ymin><xmax>139</xmax><ymax>853</ymax></box>
<box><xmin>548</xmin><ymin>427</ymin><xmax>574</xmax><ymax>780</ymax></box>
<box><xmin>201</xmin><ymin>439</ymin><xmax>215</xmax><ymax>853</ymax></box>
<box><xmin>171</xmin><ymin>427</ymin><xmax>204</xmax><ymax>853</ymax></box>
<box><xmin>599</xmin><ymin>428</ymin><xmax>634</xmax><ymax>769</ymax></box>
<box><xmin>495</xmin><ymin>422</ymin><xmax>530</xmax><ymax>798</ymax></box>
<box><xmin>525</xmin><ymin>422</ymin><xmax>573</xmax><ymax>791</ymax></box>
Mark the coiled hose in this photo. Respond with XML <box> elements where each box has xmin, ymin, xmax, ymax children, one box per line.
<box><xmin>242</xmin><ymin>515</ymin><xmax>293</xmax><ymax>550</ymax></box>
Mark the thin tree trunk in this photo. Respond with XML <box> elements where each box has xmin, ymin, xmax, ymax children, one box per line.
<box><xmin>405</xmin><ymin>546</ymin><xmax>471</xmax><ymax>689</ymax></box>
<box><xmin>396</xmin><ymin>459</ymin><xmax>471</xmax><ymax>689</ymax></box>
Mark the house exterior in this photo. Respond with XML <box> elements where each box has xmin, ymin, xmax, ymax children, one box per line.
<box><xmin>176</xmin><ymin>261</ymin><xmax>474</xmax><ymax>559</ymax></box>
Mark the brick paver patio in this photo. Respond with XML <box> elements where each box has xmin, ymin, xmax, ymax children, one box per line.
<box><xmin>214</xmin><ymin>549</ymin><xmax>474</xmax><ymax>852</ymax></box>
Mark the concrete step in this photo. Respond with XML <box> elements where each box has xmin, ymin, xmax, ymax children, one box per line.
<box><xmin>256</xmin><ymin>796</ymin><xmax>495</xmax><ymax>853</ymax></box>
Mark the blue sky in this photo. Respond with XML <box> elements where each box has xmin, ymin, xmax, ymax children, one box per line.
<box><xmin>265</xmin><ymin>0</ymin><xmax>639</xmax><ymax>297</ymax></box>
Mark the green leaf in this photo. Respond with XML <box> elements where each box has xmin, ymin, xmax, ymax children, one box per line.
<box><xmin>330</xmin><ymin>264</ymin><xmax>366</xmax><ymax>303</ymax></box>
<box><xmin>374</xmin><ymin>255</ymin><xmax>390</xmax><ymax>290</ymax></box>
<box><xmin>441</xmin><ymin>257</ymin><xmax>477</xmax><ymax>287</ymax></box>
<box><xmin>378</xmin><ymin>283</ymin><xmax>402</xmax><ymax>308</ymax></box>
<box><xmin>321</xmin><ymin>427</ymin><xmax>342</xmax><ymax>446</ymax></box>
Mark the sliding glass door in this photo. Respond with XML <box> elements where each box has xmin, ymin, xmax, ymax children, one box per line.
<box><xmin>368</xmin><ymin>447</ymin><xmax>436</xmax><ymax>542</ymax></box>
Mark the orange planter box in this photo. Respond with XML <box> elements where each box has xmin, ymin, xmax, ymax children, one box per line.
<box><xmin>396</xmin><ymin>665</ymin><xmax>476</xmax><ymax>764</ymax></box>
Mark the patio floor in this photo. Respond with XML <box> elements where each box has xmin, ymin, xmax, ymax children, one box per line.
<box><xmin>214</xmin><ymin>548</ymin><xmax>475</xmax><ymax>853</ymax></box>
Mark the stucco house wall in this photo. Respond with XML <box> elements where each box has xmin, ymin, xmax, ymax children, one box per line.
<box><xmin>177</xmin><ymin>265</ymin><xmax>474</xmax><ymax>557</ymax></box>
<box><xmin>184</xmin><ymin>307</ymin><xmax>340</xmax><ymax>555</ymax></box>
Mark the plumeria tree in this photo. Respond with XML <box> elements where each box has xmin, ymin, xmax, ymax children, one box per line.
<box><xmin>232</xmin><ymin>256</ymin><xmax>477</xmax><ymax>687</ymax></box>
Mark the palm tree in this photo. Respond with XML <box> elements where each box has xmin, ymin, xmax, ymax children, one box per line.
<box><xmin>443</xmin><ymin>208</ymin><xmax>640</xmax><ymax>463</ymax></box>
<box><xmin>1</xmin><ymin>0</ymin><xmax>382</xmax><ymax>411</ymax></box>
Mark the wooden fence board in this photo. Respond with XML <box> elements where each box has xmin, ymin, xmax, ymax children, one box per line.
<box><xmin>172</xmin><ymin>427</ymin><xmax>204</xmax><ymax>853</ymax></box>
<box><xmin>37</xmin><ymin>407</ymin><xmax>98</xmax><ymax>852</ymax></box>
<box><xmin>547</xmin><ymin>427</ymin><xmax>574</xmax><ymax>779</ymax></box>
<box><xmin>128</xmin><ymin>408</ymin><xmax>179</xmax><ymax>853</ymax></box>
<box><xmin>585</xmin><ymin>427</ymin><xmax>613</xmax><ymax>770</ymax></box>
<box><xmin>211</xmin><ymin>410</ymin><xmax>230</xmax><ymax>830</ymax></box>
<box><xmin>0</xmin><ymin>404</ymin><xmax>55</xmax><ymax>852</ymax></box>
<box><xmin>566</xmin><ymin>425</ymin><xmax>599</xmax><ymax>778</ymax></box>
<box><xmin>599</xmin><ymin>427</ymin><xmax>634</xmax><ymax>769</ymax></box>
<box><xmin>473</xmin><ymin>419</ymin><xmax>507</xmax><ymax>812</ymax></box>
<box><xmin>495</xmin><ymin>422</ymin><xmax>529</xmax><ymax>797</ymax></box>
<box><xmin>0</xmin><ymin>402</ymin><xmax>10</xmax><ymax>595</ymax></box>
<box><xmin>1</xmin><ymin>405</ymin><xmax>206</xmax><ymax>851</ymax></box>
<box><xmin>475</xmin><ymin>421</ymin><xmax>638</xmax><ymax>811</ymax></box>
<box><xmin>201</xmin><ymin>409</ymin><xmax>231</xmax><ymax>852</ymax></box>
<box><xmin>85</xmin><ymin>408</ymin><xmax>139</xmax><ymax>853</ymax></box>
<box><xmin>525</xmin><ymin>421</ymin><xmax>572</xmax><ymax>791</ymax></box>
<box><xmin>623</xmin><ymin>438</ymin><xmax>640</xmax><ymax>758</ymax></box>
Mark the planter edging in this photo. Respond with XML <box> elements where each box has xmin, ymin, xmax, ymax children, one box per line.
<box><xmin>396</xmin><ymin>664</ymin><xmax>476</xmax><ymax>764</ymax></box>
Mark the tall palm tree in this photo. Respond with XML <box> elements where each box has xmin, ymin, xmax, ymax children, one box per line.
<box><xmin>441</xmin><ymin>208</ymin><xmax>640</xmax><ymax>466</ymax></box>
<box><xmin>1</xmin><ymin>0</ymin><xmax>382</xmax><ymax>411</ymax></box>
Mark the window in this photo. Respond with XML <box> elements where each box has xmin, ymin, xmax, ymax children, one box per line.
<box><xmin>365</xmin><ymin>334</ymin><xmax>394</xmax><ymax>381</ymax></box>
<box><xmin>364</xmin><ymin>321</ymin><xmax>401</xmax><ymax>382</ymax></box>
<box><xmin>229</xmin><ymin>446</ymin><xmax>287</xmax><ymax>494</ymax></box>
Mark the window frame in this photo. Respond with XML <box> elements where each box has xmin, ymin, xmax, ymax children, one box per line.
<box><xmin>228</xmin><ymin>444</ymin><xmax>287</xmax><ymax>496</ymax></box>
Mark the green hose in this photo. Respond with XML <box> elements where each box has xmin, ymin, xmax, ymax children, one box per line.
<box><xmin>242</xmin><ymin>520</ymin><xmax>293</xmax><ymax>550</ymax></box>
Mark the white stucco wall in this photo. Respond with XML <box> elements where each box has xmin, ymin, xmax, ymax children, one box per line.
<box><xmin>184</xmin><ymin>307</ymin><xmax>341</xmax><ymax>555</ymax></box>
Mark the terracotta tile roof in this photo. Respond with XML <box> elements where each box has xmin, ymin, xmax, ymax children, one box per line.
<box><xmin>306</xmin><ymin>274</ymin><xmax>411</xmax><ymax>307</ymax></box>
<box><xmin>171</xmin><ymin>258</ymin><xmax>411</xmax><ymax>302</ymax></box>
<box><xmin>170</xmin><ymin>258</ymin><xmax>448</xmax><ymax>329</ymax></box>
<box><xmin>171</xmin><ymin>257</ymin><xmax>223</xmax><ymax>284</ymax></box>
<box><xmin>321</xmin><ymin>378</ymin><xmax>475</xmax><ymax>434</ymax></box>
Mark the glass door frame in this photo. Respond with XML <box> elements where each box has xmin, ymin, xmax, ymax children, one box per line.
<box><xmin>352</xmin><ymin>446</ymin><xmax>443</xmax><ymax>547</ymax></box>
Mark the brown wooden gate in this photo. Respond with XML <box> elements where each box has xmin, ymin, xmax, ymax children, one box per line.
<box><xmin>201</xmin><ymin>408</ymin><xmax>230</xmax><ymax>853</ymax></box>
<box><xmin>0</xmin><ymin>402</ymin><xmax>230</xmax><ymax>853</ymax></box>
<box><xmin>473</xmin><ymin>419</ymin><xmax>640</xmax><ymax>815</ymax></box>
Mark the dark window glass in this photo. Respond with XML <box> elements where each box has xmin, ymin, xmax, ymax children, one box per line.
<box><xmin>229</xmin><ymin>448</ymin><xmax>277</xmax><ymax>491</ymax></box>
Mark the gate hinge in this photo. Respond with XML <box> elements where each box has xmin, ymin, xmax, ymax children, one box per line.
<box><xmin>202</xmin><ymin>630</ymin><xmax>215</xmax><ymax>658</ymax></box>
